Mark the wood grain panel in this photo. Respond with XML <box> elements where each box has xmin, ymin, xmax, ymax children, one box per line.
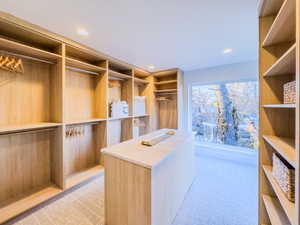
<box><xmin>121</xmin><ymin>118</ymin><xmax>133</xmax><ymax>141</ymax></box>
<box><xmin>0</xmin><ymin>58</ymin><xmax>52</xmax><ymax>126</ymax></box>
<box><xmin>65</xmin><ymin>69</ymin><xmax>96</xmax><ymax>121</ymax></box>
<box><xmin>0</xmin><ymin>130</ymin><xmax>52</xmax><ymax>203</ymax></box>
<box><xmin>159</xmin><ymin>95</ymin><xmax>178</xmax><ymax>129</ymax></box>
<box><xmin>95</xmin><ymin>60</ymin><xmax>108</xmax><ymax>119</ymax></box>
<box><xmin>104</xmin><ymin>154</ymin><xmax>151</xmax><ymax>225</ymax></box>
<box><xmin>64</xmin><ymin>124</ymin><xmax>98</xmax><ymax>176</ymax></box>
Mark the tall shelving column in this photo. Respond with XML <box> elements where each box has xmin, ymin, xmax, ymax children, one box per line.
<box><xmin>258</xmin><ymin>0</ymin><xmax>298</xmax><ymax>224</ymax></box>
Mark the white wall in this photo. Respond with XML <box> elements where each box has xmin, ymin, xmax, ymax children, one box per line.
<box><xmin>183</xmin><ymin>61</ymin><xmax>258</xmax><ymax>131</ymax></box>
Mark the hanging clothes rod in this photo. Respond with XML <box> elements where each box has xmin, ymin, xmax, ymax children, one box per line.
<box><xmin>66</xmin><ymin>121</ymin><xmax>101</xmax><ymax>127</ymax></box>
<box><xmin>0</xmin><ymin>50</ymin><xmax>55</xmax><ymax>65</ymax></box>
<box><xmin>155</xmin><ymin>92</ymin><xmax>177</xmax><ymax>96</ymax></box>
<box><xmin>108</xmin><ymin>76</ymin><xmax>124</xmax><ymax>81</ymax></box>
<box><xmin>66</xmin><ymin>66</ymin><xmax>99</xmax><ymax>75</ymax></box>
<box><xmin>1</xmin><ymin>128</ymin><xmax>55</xmax><ymax>136</ymax></box>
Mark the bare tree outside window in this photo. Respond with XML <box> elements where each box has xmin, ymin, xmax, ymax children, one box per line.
<box><xmin>192</xmin><ymin>81</ymin><xmax>258</xmax><ymax>149</ymax></box>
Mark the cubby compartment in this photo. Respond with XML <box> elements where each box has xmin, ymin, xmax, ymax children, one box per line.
<box><xmin>133</xmin><ymin>116</ymin><xmax>150</xmax><ymax>138</ymax></box>
<box><xmin>154</xmin><ymin>71</ymin><xmax>178</xmax><ymax>92</ymax></box>
<box><xmin>65</xmin><ymin>45</ymin><xmax>106</xmax><ymax>72</ymax></box>
<box><xmin>108</xmin><ymin>77</ymin><xmax>133</xmax><ymax>118</ymax></box>
<box><xmin>64</xmin><ymin>121</ymin><xmax>106</xmax><ymax>189</ymax></box>
<box><xmin>0</xmin><ymin>128</ymin><xmax>63</xmax><ymax>223</ymax></box>
<box><xmin>262</xmin><ymin>74</ymin><xmax>295</xmax><ymax>106</ymax></box>
<box><xmin>0</xmin><ymin>52</ymin><xmax>63</xmax><ymax>133</ymax></box>
<box><xmin>134</xmin><ymin>79</ymin><xmax>149</xmax><ymax>116</ymax></box>
<box><xmin>0</xmin><ymin>19</ymin><xmax>62</xmax><ymax>54</ymax></box>
<box><xmin>263</xmin><ymin>108</ymin><xmax>295</xmax><ymax>138</ymax></box>
<box><xmin>65</xmin><ymin>67</ymin><xmax>107</xmax><ymax>123</ymax></box>
<box><xmin>156</xmin><ymin>93</ymin><xmax>178</xmax><ymax>129</ymax></box>
<box><xmin>108</xmin><ymin>118</ymin><xmax>133</xmax><ymax>146</ymax></box>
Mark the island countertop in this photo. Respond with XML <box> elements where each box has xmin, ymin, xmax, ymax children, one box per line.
<box><xmin>101</xmin><ymin>129</ymin><xmax>194</xmax><ymax>169</ymax></box>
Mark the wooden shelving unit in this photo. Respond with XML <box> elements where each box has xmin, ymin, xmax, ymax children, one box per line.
<box><xmin>134</xmin><ymin>77</ymin><xmax>149</xmax><ymax>85</ymax></box>
<box><xmin>262</xmin><ymin>194</ymin><xmax>291</xmax><ymax>225</ymax></box>
<box><xmin>109</xmin><ymin>70</ymin><xmax>132</xmax><ymax>80</ymax></box>
<box><xmin>0</xmin><ymin>184</ymin><xmax>62</xmax><ymax>224</ymax></box>
<box><xmin>0</xmin><ymin>122</ymin><xmax>62</xmax><ymax>135</ymax></box>
<box><xmin>258</xmin><ymin>0</ymin><xmax>299</xmax><ymax>224</ymax></box>
<box><xmin>108</xmin><ymin>116</ymin><xmax>133</xmax><ymax>121</ymax></box>
<box><xmin>0</xmin><ymin>37</ymin><xmax>61</xmax><ymax>62</ymax></box>
<box><xmin>65</xmin><ymin>165</ymin><xmax>104</xmax><ymax>189</ymax></box>
<box><xmin>263</xmin><ymin>166</ymin><xmax>295</xmax><ymax>224</ymax></box>
<box><xmin>0</xmin><ymin>12</ymin><xmax>184</xmax><ymax>223</ymax></box>
<box><xmin>152</xmin><ymin>69</ymin><xmax>183</xmax><ymax>130</ymax></box>
<box><xmin>65</xmin><ymin>118</ymin><xmax>106</xmax><ymax>125</ymax></box>
<box><xmin>263</xmin><ymin>104</ymin><xmax>296</xmax><ymax>108</ymax></box>
<box><xmin>154</xmin><ymin>80</ymin><xmax>177</xmax><ymax>85</ymax></box>
<box><xmin>263</xmin><ymin>136</ymin><xmax>296</xmax><ymax>167</ymax></box>
<box><xmin>264</xmin><ymin>43</ymin><xmax>296</xmax><ymax>77</ymax></box>
<box><xmin>154</xmin><ymin>89</ymin><xmax>178</xmax><ymax>93</ymax></box>
<box><xmin>133</xmin><ymin>114</ymin><xmax>150</xmax><ymax>118</ymax></box>
<box><xmin>262</xmin><ymin>0</ymin><xmax>296</xmax><ymax>47</ymax></box>
<box><xmin>66</xmin><ymin>57</ymin><xmax>106</xmax><ymax>74</ymax></box>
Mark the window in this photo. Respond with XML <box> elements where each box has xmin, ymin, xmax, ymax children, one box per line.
<box><xmin>191</xmin><ymin>80</ymin><xmax>258</xmax><ymax>149</ymax></box>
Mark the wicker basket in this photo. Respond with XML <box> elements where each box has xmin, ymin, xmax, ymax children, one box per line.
<box><xmin>283</xmin><ymin>80</ymin><xmax>296</xmax><ymax>104</ymax></box>
<box><xmin>272</xmin><ymin>153</ymin><xmax>295</xmax><ymax>202</ymax></box>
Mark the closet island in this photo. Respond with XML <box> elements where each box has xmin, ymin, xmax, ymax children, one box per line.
<box><xmin>102</xmin><ymin>129</ymin><xmax>195</xmax><ymax>225</ymax></box>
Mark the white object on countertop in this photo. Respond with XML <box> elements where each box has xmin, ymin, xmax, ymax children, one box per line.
<box><xmin>102</xmin><ymin>129</ymin><xmax>194</xmax><ymax>169</ymax></box>
<box><xmin>141</xmin><ymin>131</ymin><xmax>175</xmax><ymax>147</ymax></box>
<box><xmin>134</xmin><ymin>96</ymin><xmax>146</xmax><ymax>116</ymax></box>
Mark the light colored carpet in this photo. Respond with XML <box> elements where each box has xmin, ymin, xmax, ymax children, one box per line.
<box><xmin>172</xmin><ymin>145</ymin><xmax>258</xmax><ymax>225</ymax></box>
<box><xmin>10</xmin><ymin>145</ymin><xmax>258</xmax><ymax>225</ymax></box>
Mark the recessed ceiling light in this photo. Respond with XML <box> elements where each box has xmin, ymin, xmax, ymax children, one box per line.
<box><xmin>148</xmin><ymin>65</ymin><xmax>155</xmax><ymax>70</ymax></box>
<box><xmin>77</xmin><ymin>27</ymin><xmax>89</xmax><ymax>36</ymax></box>
<box><xmin>223</xmin><ymin>48</ymin><xmax>233</xmax><ymax>54</ymax></box>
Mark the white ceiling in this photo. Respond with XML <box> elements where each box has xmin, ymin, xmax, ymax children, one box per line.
<box><xmin>1</xmin><ymin>0</ymin><xmax>259</xmax><ymax>72</ymax></box>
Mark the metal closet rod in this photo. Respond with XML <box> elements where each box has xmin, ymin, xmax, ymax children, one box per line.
<box><xmin>66</xmin><ymin>66</ymin><xmax>99</xmax><ymax>75</ymax></box>
<box><xmin>0</xmin><ymin>50</ymin><xmax>54</xmax><ymax>65</ymax></box>
<box><xmin>0</xmin><ymin>50</ymin><xmax>101</xmax><ymax>75</ymax></box>
<box><xmin>1</xmin><ymin>128</ymin><xmax>55</xmax><ymax>136</ymax></box>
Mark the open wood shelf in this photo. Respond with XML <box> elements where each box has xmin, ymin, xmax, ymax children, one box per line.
<box><xmin>65</xmin><ymin>44</ymin><xmax>106</xmax><ymax>64</ymax></box>
<box><xmin>258</xmin><ymin>0</ymin><xmax>284</xmax><ymax>16</ymax></box>
<box><xmin>65</xmin><ymin>118</ymin><xmax>106</xmax><ymax>126</ymax></box>
<box><xmin>0</xmin><ymin>122</ymin><xmax>62</xmax><ymax>135</ymax></box>
<box><xmin>109</xmin><ymin>116</ymin><xmax>133</xmax><ymax>121</ymax></box>
<box><xmin>263</xmin><ymin>104</ymin><xmax>296</xmax><ymax>108</ymax></box>
<box><xmin>264</xmin><ymin>44</ymin><xmax>296</xmax><ymax>77</ymax></box>
<box><xmin>66</xmin><ymin>57</ymin><xmax>106</xmax><ymax>74</ymax></box>
<box><xmin>109</xmin><ymin>70</ymin><xmax>132</xmax><ymax>80</ymax></box>
<box><xmin>0</xmin><ymin>37</ymin><xmax>61</xmax><ymax>62</ymax></box>
<box><xmin>65</xmin><ymin>165</ymin><xmax>104</xmax><ymax>189</ymax></box>
<box><xmin>133</xmin><ymin>114</ymin><xmax>150</xmax><ymax>118</ymax></box>
<box><xmin>262</xmin><ymin>165</ymin><xmax>295</xmax><ymax>224</ymax></box>
<box><xmin>134</xmin><ymin>68</ymin><xmax>151</xmax><ymax>78</ymax></box>
<box><xmin>262</xmin><ymin>0</ymin><xmax>296</xmax><ymax>47</ymax></box>
<box><xmin>0</xmin><ymin>184</ymin><xmax>62</xmax><ymax>224</ymax></box>
<box><xmin>154</xmin><ymin>89</ymin><xmax>178</xmax><ymax>93</ymax></box>
<box><xmin>154</xmin><ymin>80</ymin><xmax>177</xmax><ymax>85</ymax></box>
<box><xmin>262</xmin><ymin>194</ymin><xmax>291</xmax><ymax>225</ymax></box>
<box><xmin>263</xmin><ymin>136</ymin><xmax>295</xmax><ymax>167</ymax></box>
<box><xmin>152</xmin><ymin>69</ymin><xmax>178</xmax><ymax>77</ymax></box>
<box><xmin>134</xmin><ymin>77</ymin><xmax>149</xmax><ymax>85</ymax></box>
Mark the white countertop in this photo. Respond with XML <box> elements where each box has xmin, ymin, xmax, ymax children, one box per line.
<box><xmin>102</xmin><ymin>129</ymin><xmax>194</xmax><ymax>169</ymax></box>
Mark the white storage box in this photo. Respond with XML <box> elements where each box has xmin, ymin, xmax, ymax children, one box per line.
<box><xmin>110</xmin><ymin>101</ymin><xmax>129</xmax><ymax>118</ymax></box>
<box><xmin>134</xmin><ymin>96</ymin><xmax>146</xmax><ymax>116</ymax></box>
